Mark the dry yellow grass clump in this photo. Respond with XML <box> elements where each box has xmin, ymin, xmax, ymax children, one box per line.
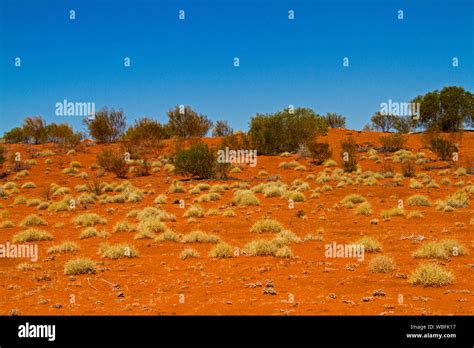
<box><xmin>64</xmin><ymin>258</ymin><xmax>97</xmax><ymax>275</ymax></box>
<box><xmin>369</xmin><ymin>255</ymin><xmax>395</xmax><ymax>273</ymax></box>
<box><xmin>409</xmin><ymin>263</ymin><xmax>453</xmax><ymax>287</ymax></box>
<box><xmin>250</xmin><ymin>219</ymin><xmax>284</xmax><ymax>233</ymax></box>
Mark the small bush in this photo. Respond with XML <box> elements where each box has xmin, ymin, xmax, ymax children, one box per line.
<box><xmin>369</xmin><ymin>255</ymin><xmax>395</xmax><ymax>273</ymax></box>
<box><xmin>99</xmin><ymin>243</ymin><xmax>138</xmax><ymax>259</ymax></box>
<box><xmin>446</xmin><ymin>190</ymin><xmax>469</xmax><ymax>208</ymax></box>
<box><xmin>174</xmin><ymin>143</ymin><xmax>227</xmax><ymax>179</ymax></box>
<box><xmin>250</xmin><ymin>219</ymin><xmax>284</xmax><ymax>233</ymax></box>
<box><xmin>48</xmin><ymin>241</ymin><xmax>79</xmax><ymax>254</ymax></box>
<box><xmin>413</xmin><ymin>240</ymin><xmax>467</xmax><ymax>259</ymax></box>
<box><xmin>409</xmin><ymin>263</ymin><xmax>453</xmax><ymax>287</ymax></box>
<box><xmin>341</xmin><ymin>194</ymin><xmax>366</xmax><ymax>206</ymax></box>
<box><xmin>154</xmin><ymin>194</ymin><xmax>167</xmax><ymax>204</ymax></box>
<box><xmin>232</xmin><ymin>190</ymin><xmax>260</xmax><ymax>206</ymax></box>
<box><xmin>96</xmin><ymin>149</ymin><xmax>127</xmax><ymax>178</ymax></box>
<box><xmin>429</xmin><ymin>137</ymin><xmax>458</xmax><ymax>161</ymax></box>
<box><xmin>182</xmin><ymin>230</ymin><xmax>220</xmax><ymax>243</ymax></box>
<box><xmin>72</xmin><ymin>213</ymin><xmax>107</xmax><ymax>227</ymax></box>
<box><xmin>407</xmin><ymin>195</ymin><xmax>431</xmax><ymax>206</ymax></box>
<box><xmin>21</xmin><ymin>182</ymin><xmax>37</xmax><ymax>189</ymax></box>
<box><xmin>13</xmin><ymin>229</ymin><xmax>53</xmax><ymax>243</ymax></box>
<box><xmin>340</xmin><ymin>138</ymin><xmax>357</xmax><ymax>173</ymax></box>
<box><xmin>113</xmin><ymin>221</ymin><xmax>135</xmax><ymax>233</ymax></box>
<box><xmin>155</xmin><ymin>230</ymin><xmax>180</xmax><ymax>242</ymax></box>
<box><xmin>407</xmin><ymin>211</ymin><xmax>424</xmax><ymax>219</ymax></box>
<box><xmin>355</xmin><ymin>236</ymin><xmax>381</xmax><ymax>252</ymax></box>
<box><xmin>64</xmin><ymin>258</ymin><xmax>97</xmax><ymax>275</ymax></box>
<box><xmin>380</xmin><ymin>207</ymin><xmax>406</xmax><ymax>218</ymax></box>
<box><xmin>20</xmin><ymin>214</ymin><xmax>47</xmax><ymax>228</ymax></box>
<box><xmin>324</xmin><ymin>112</ymin><xmax>346</xmax><ymax>128</ymax></box>
<box><xmin>355</xmin><ymin>202</ymin><xmax>372</xmax><ymax>216</ymax></box>
<box><xmin>79</xmin><ymin>227</ymin><xmax>102</xmax><ymax>239</ymax></box>
<box><xmin>308</xmin><ymin>142</ymin><xmax>332</xmax><ymax>165</ymax></box>
<box><xmin>180</xmin><ymin>248</ymin><xmax>200</xmax><ymax>260</ymax></box>
<box><xmin>380</xmin><ymin>133</ymin><xmax>407</xmax><ymax>152</ymax></box>
<box><xmin>409</xmin><ymin>179</ymin><xmax>423</xmax><ymax>189</ymax></box>
<box><xmin>209</xmin><ymin>242</ymin><xmax>233</xmax><ymax>258</ymax></box>
<box><xmin>84</xmin><ymin>108</ymin><xmax>126</xmax><ymax>143</ymax></box>
<box><xmin>183</xmin><ymin>204</ymin><xmax>204</xmax><ymax>218</ymax></box>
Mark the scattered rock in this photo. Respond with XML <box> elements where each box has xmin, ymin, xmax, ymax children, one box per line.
<box><xmin>373</xmin><ymin>289</ymin><xmax>386</xmax><ymax>297</ymax></box>
<box><xmin>362</xmin><ymin>296</ymin><xmax>374</xmax><ymax>302</ymax></box>
<box><xmin>52</xmin><ymin>303</ymin><xmax>62</xmax><ymax>309</ymax></box>
<box><xmin>265</xmin><ymin>280</ymin><xmax>274</xmax><ymax>288</ymax></box>
<box><xmin>327</xmin><ymin>293</ymin><xmax>337</xmax><ymax>299</ymax></box>
<box><xmin>263</xmin><ymin>287</ymin><xmax>277</xmax><ymax>295</ymax></box>
<box><xmin>394</xmin><ymin>273</ymin><xmax>408</xmax><ymax>279</ymax></box>
<box><xmin>116</xmin><ymin>292</ymin><xmax>125</xmax><ymax>298</ymax></box>
<box><xmin>9</xmin><ymin>309</ymin><xmax>19</xmax><ymax>316</ymax></box>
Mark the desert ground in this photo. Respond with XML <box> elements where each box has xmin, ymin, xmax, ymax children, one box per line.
<box><xmin>0</xmin><ymin>129</ymin><xmax>472</xmax><ymax>315</ymax></box>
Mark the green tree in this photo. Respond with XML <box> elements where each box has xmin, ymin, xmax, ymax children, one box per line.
<box><xmin>212</xmin><ymin>120</ymin><xmax>233</xmax><ymax>137</ymax></box>
<box><xmin>249</xmin><ymin>107</ymin><xmax>328</xmax><ymax>155</ymax></box>
<box><xmin>371</xmin><ymin>112</ymin><xmax>396</xmax><ymax>132</ymax></box>
<box><xmin>412</xmin><ymin>86</ymin><xmax>474</xmax><ymax>132</ymax></box>
<box><xmin>123</xmin><ymin>118</ymin><xmax>165</xmax><ymax>156</ymax></box>
<box><xmin>166</xmin><ymin>105</ymin><xmax>213</xmax><ymax>139</ymax></box>
<box><xmin>23</xmin><ymin>116</ymin><xmax>47</xmax><ymax>144</ymax></box>
<box><xmin>84</xmin><ymin>108</ymin><xmax>126</xmax><ymax>143</ymax></box>
<box><xmin>324</xmin><ymin>112</ymin><xmax>346</xmax><ymax>128</ymax></box>
<box><xmin>174</xmin><ymin>143</ymin><xmax>228</xmax><ymax>179</ymax></box>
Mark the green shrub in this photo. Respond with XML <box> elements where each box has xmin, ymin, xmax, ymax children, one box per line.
<box><xmin>379</xmin><ymin>133</ymin><xmax>407</xmax><ymax>152</ymax></box>
<box><xmin>84</xmin><ymin>108</ymin><xmax>126</xmax><ymax>143</ymax></box>
<box><xmin>340</xmin><ymin>138</ymin><xmax>357</xmax><ymax>173</ymax></box>
<box><xmin>174</xmin><ymin>143</ymin><xmax>228</xmax><ymax>179</ymax></box>
<box><xmin>429</xmin><ymin>137</ymin><xmax>458</xmax><ymax>161</ymax></box>
<box><xmin>308</xmin><ymin>142</ymin><xmax>332</xmax><ymax>165</ymax></box>
<box><xmin>249</xmin><ymin>107</ymin><xmax>328</xmax><ymax>155</ymax></box>
<box><xmin>166</xmin><ymin>105</ymin><xmax>213</xmax><ymax>138</ymax></box>
<box><xmin>96</xmin><ymin>149</ymin><xmax>127</xmax><ymax>178</ymax></box>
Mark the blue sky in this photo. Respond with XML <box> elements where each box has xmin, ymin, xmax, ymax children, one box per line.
<box><xmin>0</xmin><ymin>0</ymin><xmax>473</xmax><ymax>134</ymax></box>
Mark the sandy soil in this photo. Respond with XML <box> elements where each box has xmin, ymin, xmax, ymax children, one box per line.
<box><xmin>0</xmin><ymin>129</ymin><xmax>472</xmax><ymax>315</ymax></box>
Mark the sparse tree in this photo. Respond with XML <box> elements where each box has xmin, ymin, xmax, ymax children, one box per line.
<box><xmin>166</xmin><ymin>105</ymin><xmax>213</xmax><ymax>139</ymax></box>
<box><xmin>212</xmin><ymin>120</ymin><xmax>233</xmax><ymax>137</ymax></box>
<box><xmin>412</xmin><ymin>86</ymin><xmax>474</xmax><ymax>132</ymax></box>
<box><xmin>371</xmin><ymin>112</ymin><xmax>396</xmax><ymax>132</ymax></box>
<box><xmin>84</xmin><ymin>108</ymin><xmax>126</xmax><ymax>143</ymax></box>
<box><xmin>324</xmin><ymin>112</ymin><xmax>346</xmax><ymax>128</ymax></box>
<box><xmin>249</xmin><ymin>107</ymin><xmax>328</xmax><ymax>155</ymax></box>
<box><xmin>22</xmin><ymin>116</ymin><xmax>47</xmax><ymax>144</ymax></box>
<box><xmin>393</xmin><ymin>116</ymin><xmax>417</xmax><ymax>134</ymax></box>
<box><xmin>123</xmin><ymin>118</ymin><xmax>165</xmax><ymax>156</ymax></box>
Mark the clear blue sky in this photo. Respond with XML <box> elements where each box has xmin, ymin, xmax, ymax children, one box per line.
<box><xmin>0</xmin><ymin>0</ymin><xmax>473</xmax><ymax>134</ymax></box>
